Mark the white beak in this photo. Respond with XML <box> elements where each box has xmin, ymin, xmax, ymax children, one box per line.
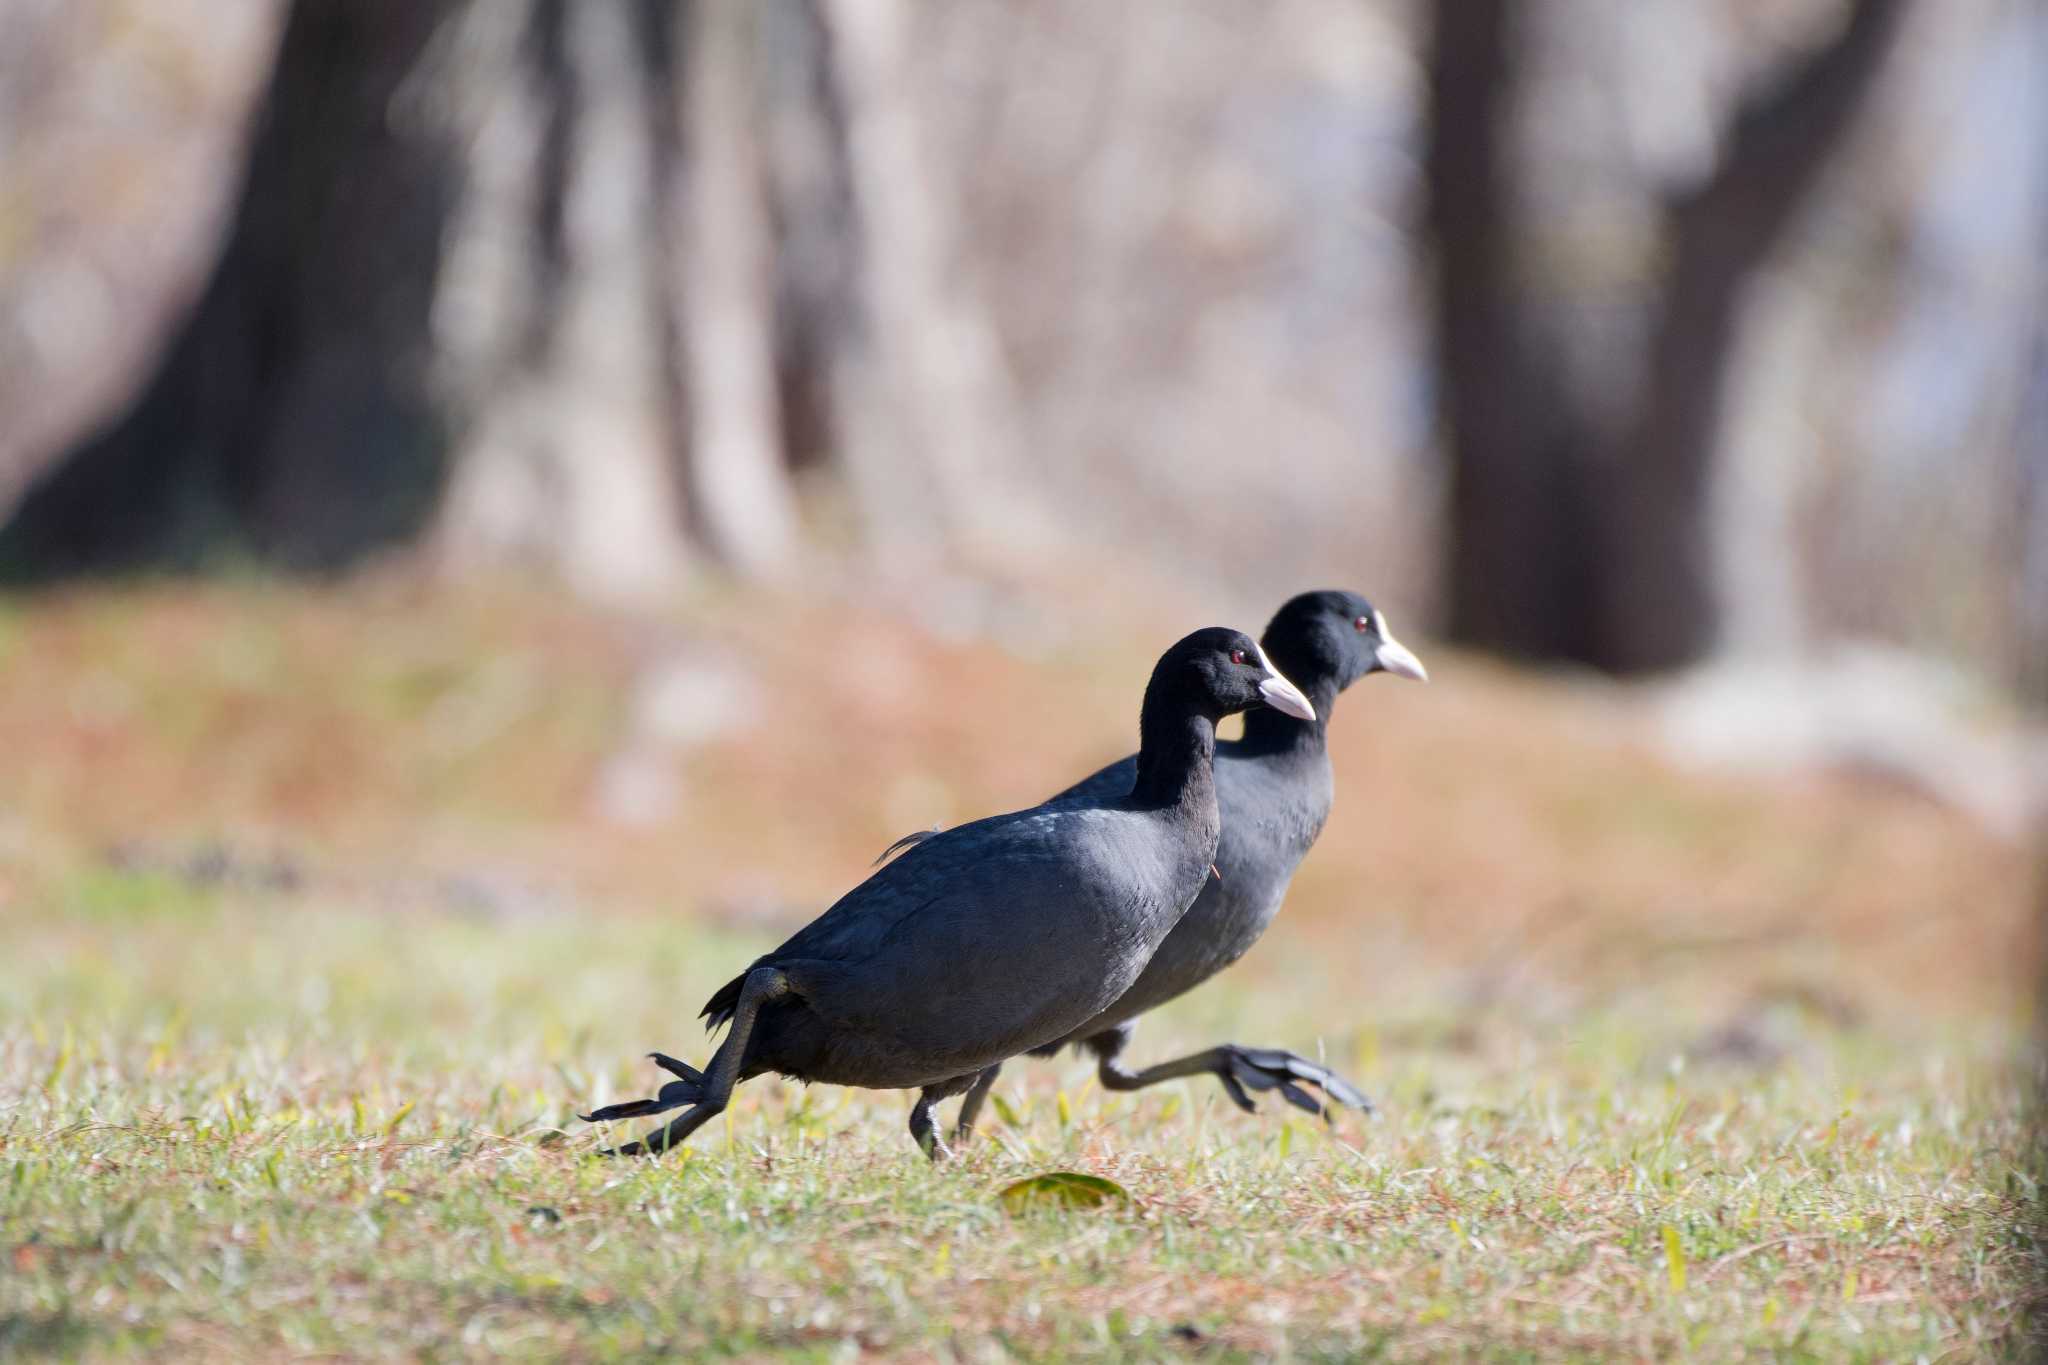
<box><xmin>1251</xmin><ymin>640</ymin><xmax>1317</xmax><ymax>722</ymax></box>
<box><xmin>1371</xmin><ymin>610</ymin><xmax>1428</xmax><ymax>682</ymax></box>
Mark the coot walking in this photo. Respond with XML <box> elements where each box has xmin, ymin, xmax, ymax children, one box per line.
<box><xmin>892</xmin><ymin>591</ymin><xmax>1424</xmax><ymax>1138</ymax></box>
<box><xmin>581</xmin><ymin>626</ymin><xmax>1316</xmax><ymax>1159</ymax></box>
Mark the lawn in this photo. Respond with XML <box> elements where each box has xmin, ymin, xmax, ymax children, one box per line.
<box><xmin>1</xmin><ymin>580</ymin><xmax>2041</xmax><ymax>1359</ymax></box>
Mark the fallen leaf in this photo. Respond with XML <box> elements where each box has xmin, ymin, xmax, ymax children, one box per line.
<box><xmin>997</xmin><ymin>1172</ymin><xmax>1129</xmax><ymax>1214</ymax></box>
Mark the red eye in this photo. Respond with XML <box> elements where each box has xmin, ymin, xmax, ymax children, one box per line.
<box><xmin>1354</xmin><ymin>615</ymin><xmax>1371</xmax><ymax>633</ymax></box>
<box><xmin>1230</xmin><ymin>649</ymin><xmax>1248</xmax><ymax>665</ymax></box>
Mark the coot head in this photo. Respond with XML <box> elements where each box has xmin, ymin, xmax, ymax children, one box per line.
<box><xmin>1155</xmin><ymin>626</ymin><xmax>1317</xmax><ymax>723</ymax></box>
<box><xmin>1262</xmin><ymin>590</ymin><xmax>1427</xmax><ymax>694</ymax></box>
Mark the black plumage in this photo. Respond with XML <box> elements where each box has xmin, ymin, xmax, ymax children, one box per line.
<box><xmin>580</xmin><ymin>626</ymin><xmax>1317</xmax><ymax>1158</ymax></box>
<box><xmin>910</xmin><ymin>591</ymin><xmax>1427</xmax><ymax>1138</ymax></box>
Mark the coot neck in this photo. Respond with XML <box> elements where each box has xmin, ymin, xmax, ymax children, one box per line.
<box><xmin>1238</xmin><ymin>674</ymin><xmax>1338</xmax><ymax>756</ymax></box>
<box><xmin>1129</xmin><ymin>689</ymin><xmax>1220</xmax><ymax>816</ymax></box>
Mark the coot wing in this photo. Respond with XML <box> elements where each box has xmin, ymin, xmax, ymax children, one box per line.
<box><xmin>703</xmin><ymin>802</ymin><xmax>1130</xmax><ymax>1029</ymax></box>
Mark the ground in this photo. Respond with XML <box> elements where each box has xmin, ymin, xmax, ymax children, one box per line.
<box><xmin>0</xmin><ymin>577</ymin><xmax>2041</xmax><ymax>1360</ymax></box>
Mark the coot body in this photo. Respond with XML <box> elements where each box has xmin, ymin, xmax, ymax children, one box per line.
<box><xmin>908</xmin><ymin>592</ymin><xmax>1425</xmax><ymax>1130</ymax></box>
<box><xmin>581</xmin><ymin>626</ymin><xmax>1316</xmax><ymax>1157</ymax></box>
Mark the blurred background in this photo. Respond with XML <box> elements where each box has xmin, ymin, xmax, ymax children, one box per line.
<box><xmin>0</xmin><ymin>0</ymin><xmax>2042</xmax><ymax>1077</ymax></box>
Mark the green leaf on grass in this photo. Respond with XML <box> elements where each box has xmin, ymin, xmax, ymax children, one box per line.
<box><xmin>998</xmin><ymin>1172</ymin><xmax>1128</xmax><ymax>1214</ymax></box>
<box><xmin>1662</xmin><ymin>1224</ymin><xmax>1687</xmax><ymax>1294</ymax></box>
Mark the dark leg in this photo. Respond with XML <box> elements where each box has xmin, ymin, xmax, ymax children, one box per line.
<box><xmin>909</xmin><ymin>1072</ymin><xmax>981</xmax><ymax>1162</ymax></box>
<box><xmin>1088</xmin><ymin>1024</ymin><xmax>1373</xmax><ymax>1121</ymax></box>
<box><xmin>579</xmin><ymin>1052</ymin><xmax>704</xmax><ymax>1123</ymax></box>
<box><xmin>951</xmin><ymin>1063</ymin><xmax>1002</xmax><ymax>1143</ymax></box>
<box><xmin>595</xmin><ymin>967</ymin><xmax>790</xmax><ymax>1156</ymax></box>
<box><xmin>906</xmin><ymin>1093</ymin><xmax>945</xmax><ymax>1162</ymax></box>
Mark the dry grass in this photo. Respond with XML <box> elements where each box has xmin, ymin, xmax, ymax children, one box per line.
<box><xmin>0</xmin><ymin>576</ymin><xmax>2040</xmax><ymax>1359</ymax></box>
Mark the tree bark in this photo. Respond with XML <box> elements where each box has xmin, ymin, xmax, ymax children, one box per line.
<box><xmin>431</xmin><ymin>0</ymin><xmax>807</xmax><ymax>592</ymax></box>
<box><xmin>673</xmin><ymin>0</ymin><xmax>800</xmax><ymax>577</ymax></box>
<box><xmin>433</xmin><ymin>0</ymin><xmax>690</xmax><ymax>599</ymax></box>
<box><xmin>811</xmin><ymin>0</ymin><xmax>1042</xmax><ymax>567</ymax></box>
<box><xmin>1429</xmin><ymin>0</ymin><xmax>1912</xmax><ymax>673</ymax></box>
<box><xmin>1426</xmin><ymin>0</ymin><xmax>1599</xmax><ymax>663</ymax></box>
<box><xmin>3</xmin><ymin>0</ymin><xmax>812</xmax><ymax>598</ymax></box>
<box><xmin>0</xmin><ymin>0</ymin><xmax>462</xmax><ymax>580</ymax></box>
<box><xmin>756</xmin><ymin>0</ymin><xmax>859</xmax><ymax>479</ymax></box>
<box><xmin>0</xmin><ymin>0</ymin><xmax>1047</xmax><ymax>590</ymax></box>
<box><xmin>1596</xmin><ymin>0</ymin><xmax>1912</xmax><ymax>672</ymax></box>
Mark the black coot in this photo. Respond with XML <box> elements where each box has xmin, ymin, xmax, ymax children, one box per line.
<box><xmin>889</xmin><ymin>590</ymin><xmax>1425</xmax><ymax>1138</ymax></box>
<box><xmin>580</xmin><ymin>626</ymin><xmax>1316</xmax><ymax>1159</ymax></box>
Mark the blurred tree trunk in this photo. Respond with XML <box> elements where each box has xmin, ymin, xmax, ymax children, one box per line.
<box><xmin>0</xmin><ymin>0</ymin><xmax>1042</xmax><ymax>591</ymax></box>
<box><xmin>432</xmin><ymin>0</ymin><xmax>692</xmax><ymax>598</ymax></box>
<box><xmin>817</xmin><ymin>0</ymin><xmax>1039</xmax><ymax>564</ymax></box>
<box><xmin>758</xmin><ymin>0</ymin><xmax>1043</xmax><ymax>568</ymax></box>
<box><xmin>2</xmin><ymin>0</ymin><xmax>813</xmax><ymax>594</ymax></box>
<box><xmin>0</xmin><ymin>0</ymin><xmax>460</xmax><ymax>578</ymax></box>
<box><xmin>756</xmin><ymin>0</ymin><xmax>858</xmax><ymax>480</ymax></box>
<box><xmin>1427</xmin><ymin>0</ymin><xmax>1911</xmax><ymax>673</ymax></box>
<box><xmin>2016</xmin><ymin>320</ymin><xmax>2048</xmax><ymax>704</ymax></box>
<box><xmin>1425</xmin><ymin>0</ymin><xmax>1596</xmax><ymax>663</ymax></box>
<box><xmin>674</xmin><ymin>0</ymin><xmax>799</xmax><ymax>577</ymax></box>
<box><xmin>434</xmin><ymin>0</ymin><xmax>800</xmax><ymax>596</ymax></box>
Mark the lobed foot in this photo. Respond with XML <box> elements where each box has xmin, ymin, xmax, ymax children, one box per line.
<box><xmin>1211</xmin><ymin>1045</ymin><xmax>1373</xmax><ymax>1120</ymax></box>
<box><xmin>578</xmin><ymin>1052</ymin><xmax>704</xmax><ymax>1125</ymax></box>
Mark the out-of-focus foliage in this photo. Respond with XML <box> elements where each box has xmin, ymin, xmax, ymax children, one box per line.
<box><xmin>0</xmin><ymin>0</ymin><xmax>279</xmax><ymax>510</ymax></box>
<box><xmin>0</xmin><ymin>0</ymin><xmax>2039</xmax><ymax>683</ymax></box>
<box><xmin>4</xmin><ymin>0</ymin><xmax>2031</xmax><ymax>683</ymax></box>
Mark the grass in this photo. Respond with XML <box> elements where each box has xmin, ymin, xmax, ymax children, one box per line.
<box><xmin>3</xmin><ymin>881</ymin><xmax>2035</xmax><ymax>1360</ymax></box>
<box><xmin>0</xmin><ymin>578</ymin><xmax>2042</xmax><ymax>1359</ymax></box>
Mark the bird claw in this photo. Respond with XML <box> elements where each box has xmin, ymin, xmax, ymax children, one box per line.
<box><xmin>579</xmin><ymin>1099</ymin><xmax>659</xmax><ymax>1123</ymax></box>
<box><xmin>647</xmin><ymin>1052</ymin><xmax>702</xmax><ymax>1084</ymax></box>
<box><xmin>1276</xmin><ymin>1079</ymin><xmax>1326</xmax><ymax>1119</ymax></box>
<box><xmin>580</xmin><ymin>1063</ymin><xmax>703</xmax><ymax>1126</ymax></box>
<box><xmin>1217</xmin><ymin>1069</ymin><xmax>1257</xmax><ymax>1114</ymax></box>
<box><xmin>1221</xmin><ymin>1045</ymin><xmax>1373</xmax><ymax>1121</ymax></box>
